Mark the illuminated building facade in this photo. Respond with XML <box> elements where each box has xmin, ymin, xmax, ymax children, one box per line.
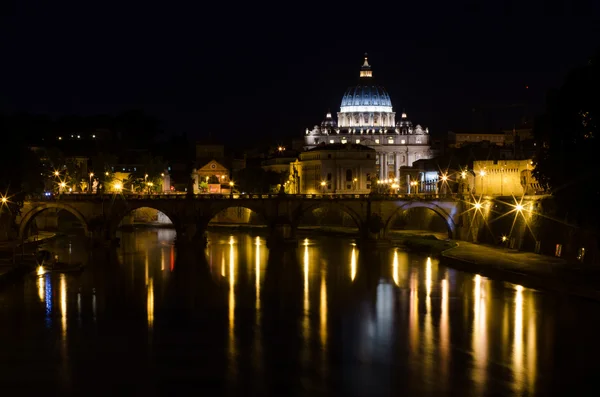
<box><xmin>304</xmin><ymin>55</ymin><xmax>432</xmax><ymax>181</ymax></box>
<box><xmin>288</xmin><ymin>143</ymin><xmax>376</xmax><ymax>194</ymax></box>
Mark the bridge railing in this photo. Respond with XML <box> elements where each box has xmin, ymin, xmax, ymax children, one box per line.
<box><xmin>28</xmin><ymin>192</ymin><xmax>461</xmax><ymax>201</ymax></box>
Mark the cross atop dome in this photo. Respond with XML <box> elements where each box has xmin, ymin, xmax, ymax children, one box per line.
<box><xmin>360</xmin><ymin>53</ymin><xmax>372</xmax><ymax>78</ymax></box>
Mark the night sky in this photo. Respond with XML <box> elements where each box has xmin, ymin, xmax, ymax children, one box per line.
<box><xmin>1</xmin><ymin>1</ymin><xmax>599</xmax><ymax>147</ymax></box>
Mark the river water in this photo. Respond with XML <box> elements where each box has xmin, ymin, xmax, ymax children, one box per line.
<box><xmin>0</xmin><ymin>229</ymin><xmax>599</xmax><ymax>396</ymax></box>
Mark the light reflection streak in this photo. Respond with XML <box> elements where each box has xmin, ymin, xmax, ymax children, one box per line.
<box><xmin>147</xmin><ymin>278</ymin><xmax>154</xmax><ymax>329</ymax></box>
<box><xmin>60</xmin><ymin>274</ymin><xmax>67</xmax><ymax>337</ymax></box>
<box><xmin>304</xmin><ymin>242</ymin><xmax>309</xmax><ymax>314</ymax></box>
<box><xmin>37</xmin><ymin>273</ymin><xmax>45</xmax><ymax>302</ymax></box>
<box><xmin>229</xmin><ymin>237</ymin><xmax>236</xmax><ymax>356</ymax></box>
<box><xmin>392</xmin><ymin>250</ymin><xmax>399</xmax><ymax>286</ymax></box>
<box><xmin>440</xmin><ymin>277</ymin><xmax>449</xmax><ymax>382</ymax></box>
<box><xmin>161</xmin><ymin>248</ymin><xmax>165</xmax><ymax>271</ymax></box>
<box><xmin>472</xmin><ymin>275</ymin><xmax>488</xmax><ymax>390</ymax></box>
<box><xmin>350</xmin><ymin>246</ymin><xmax>357</xmax><ymax>281</ymax></box>
<box><xmin>320</xmin><ymin>270</ymin><xmax>327</xmax><ymax>348</ymax></box>
<box><xmin>92</xmin><ymin>289</ymin><xmax>97</xmax><ymax>323</ymax></box>
<box><xmin>408</xmin><ymin>270</ymin><xmax>419</xmax><ymax>354</ymax></box>
<box><xmin>513</xmin><ymin>285</ymin><xmax>524</xmax><ymax>393</ymax></box>
<box><xmin>255</xmin><ymin>237</ymin><xmax>261</xmax><ymax>310</ymax></box>
<box><xmin>144</xmin><ymin>252</ymin><xmax>149</xmax><ymax>286</ymax></box>
<box><xmin>423</xmin><ymin>258</ymin><xmax>433</xmax><ymax>380</ymax></box>
<box><xmin>527</xmin><ymin>294</ymin><xmax>537</xmax><ymax>395</ymax></box>
<box><xmin>170</xmin><ymin>245</ymin><xmax>175</xmax><ymax>272</ymax></box>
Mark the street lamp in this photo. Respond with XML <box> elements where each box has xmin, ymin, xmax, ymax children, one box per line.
<box><xmin>113</xmin><ymin>182</ymin><xmax>122</xmax><ymax>192</ymax></box>
<box><xmin>320</xmin><ymin>180</ymin><xmax>326</xmax><ymax>193</ymax></box>
<box><xmin>54</xmin><ymin>170</ymin><xmax>60</xmax><ymax>177</ymax></box>
<box><xmin>89</xmin><ymin>172</ymin><xmax>94</xmax><ymax>193</ymax></box>
<box><xmin>59</xmin><ymin>182</ymin><xmax>66</xmax><ymax>193</ymax></box>
<box><xmin>229</xmin><ymin>181</ymin><xmax>234</xmax><ymax>197</ymax></box>
<box><xmin>1</xmin><ymin>197</ymin><xmax>7</xmax><ymax>204</ymax></box>
<box><xmin>353</xmin><ymin>177</ymin><xmax>358</xmax><ymax>190</ymax></box>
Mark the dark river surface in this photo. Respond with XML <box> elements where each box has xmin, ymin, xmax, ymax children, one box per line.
<box><xmin>1</xmin><ymin>229</ymin><xmax>600</xmax><ymax>396</ymax></box>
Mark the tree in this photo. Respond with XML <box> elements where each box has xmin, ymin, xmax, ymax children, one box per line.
<box><xmin>533</xmin><ymin>52</ymin><xmax>600</xmax><ymax>234</ymax></box>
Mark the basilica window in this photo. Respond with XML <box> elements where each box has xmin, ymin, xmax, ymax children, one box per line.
<box><xmin>329</xmin><ymin>139</ymin><xmax>334</xmax><ymax>144</ymax></box>
<box><xmin>388</xmin><ymin>138</ymin><xmax>394</xmax><ymax>144</ymax></box>
<box><xmin>327</xmin><ymin>173</ymin><xmax>332</xmax><ymax>181</ymax></box>
<box><xmin>355</xmin><ymin>139</ymin><xmax>360</xmax><ymax>144</ymax></box>
<box><xmin>375</xmin><ymin>139</ymin><xmax>380</xmax><ymax>144</ymax></box>
<box><xmin>416</xmin><ymin>138</ymin><xmax>422</xmax><ymax>144</ymax></box>
<box><xmin>401</xmin><ymin>139</ymin><xmax>406</xmax><ymax>144</ymax></box>
<box><xmin>314</xmin><ymin>138</ymin><xmax>319</xmax><ymax>144</ymax></box>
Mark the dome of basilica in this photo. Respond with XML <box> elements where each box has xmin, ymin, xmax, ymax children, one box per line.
<box><xmin>339</xmin><ymin>55</ymin><xmax>393</xmax><ymax>112</ymax></box>
<box><xmin>340</xmin><ymin>85</ymin><xmax>392</xmax><ymax>109</ymax></box>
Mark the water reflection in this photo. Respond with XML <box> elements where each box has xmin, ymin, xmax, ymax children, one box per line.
<box><xmin>350</xmin><ymin>246</ymin><xmax>357</xmax><ymax>281</ymax></box>
<box><xmin>2</xmin><ymin>230</ymin><xmax>599</xmax><ymax>396</ymax></box>
<box><xmin>472</xmin><ymin>275</ymin><xmax>488</xmax><ymax>390</ymax></box>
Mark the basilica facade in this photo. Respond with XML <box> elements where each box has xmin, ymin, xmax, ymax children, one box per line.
<box><xmin>303</xmin><ymin>55</ymin><xmax>432</xmax><ymax>181</ymax></box>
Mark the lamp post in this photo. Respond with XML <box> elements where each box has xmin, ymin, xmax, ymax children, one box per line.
<box><xmin>89</xmin><ymin>172</ymin><xmax>94</xmax><ymax>193</ymax></box>
<box><xmin>353</xmin><ymin>177</ymin><xmax>358</xmax><ymax>191</ymax></box>
<box><xmin>320</xmin><ymin>180</ymin><xmax>326</xmax><ymax>194</ymax></box>
<box><xmin>229</xmin><ymin>181</ymin><xmax>234</xmax><ymax>197</ymax></box>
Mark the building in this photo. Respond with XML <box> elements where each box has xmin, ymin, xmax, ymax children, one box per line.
<box><xmin>473</xmin><ymin>159</ymin><xmax>544</xmax><ymax>196</ymax></box>
<box><xmin>447</xmin><ymin>131</ymin><xmax>507</xmax><ymax>148</ymax></box>
<box><xmin>194</xmin><ymin>159</ymin><xmax>231</xmax><ymax>193</ymax></box>
<box><xmin>288</xmin><ymin>143</ymin><xmax>376</xmax><ymax>194</ymax></box>
<box><xmin>303</xmin><ymin>55</ymin><xmax>432</xmax><ymax>181</ymax></box>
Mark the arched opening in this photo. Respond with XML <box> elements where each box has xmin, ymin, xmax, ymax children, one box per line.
<box><xmin>117</xmin><ymin>207</ymin><xmax>174</xmax><ymax>229</ymax></box>
<box><xmin>207</xmin><ymin>206</ymin><xmax>266</xmax><ymax>229</ymax></box>
<box><xmin>386</xmin><ymin>204</ymin><xmax>454</xmax><ymax>240</ymax></box>
<box><xmin>116</xmin><ymin>207</ymin><xmax>177</xmax><ymax>248</ymax></box>
<box><xmin>296</xmin><ymin>203</ymin><xmax>362</xmax><ymax>236</ymax></box>
<box><xmin>19</xmin><ymin>205</ymin><xmax>89</xmax><ymax>241</ymax></box>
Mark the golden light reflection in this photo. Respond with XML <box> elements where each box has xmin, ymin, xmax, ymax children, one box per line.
<box><xmin>425</xmin><ymin>257</ymin><xmax>432</xmax><ymax>296</ymax></box>
<box><xmin>161</xmin><ymin>248</ymin><xmax>165</xmax><ymax>271</ymax></box>
<box><xmin>60</xmin><ymin>274</ymin><xmax>67</xmax><ymax>337</ymax></box>
<box><xmin>147</xmin><ymin>278</ymin><xmax>154</xmax><ymax>329</ymax></box>
<box><xmin>320</xmin><ymin>270</ymin><xmax>327</xmax><ymax>347</ymax></box>
<box><xmin>255</xmin><ymin>237</ymin><xmax>261</xmax><ymax>310</ymax></box>
<box><xmin>37</xmin><ymin>265</ymin><xmax>45</xmax><ymax>276</ymax></box>
<box><xmin>440</xmin><ymin>277</ymin><xmax>450</xmax><ymax>381</ymax></box>
<box><xmin>350</xmin><ymin>246</ymin><xmax>357</xmax><ymax>282</ymax></box>
<box><xmin>472</xmin><ymin>275</ymin><xmax>488</xmax><ymax>389</ymax></box>
<box><xmin>409</xmin><ymin>270</ymin><xmax>419</xmax><ymax>354</ymax></box>
<box><xmin>303</xmin><ymin>242</ymin><xmax>309</xmax><ymax>314</ymax></box>
<box><xmin>229</xmin><ymin>237</ymin><xmax>236</xmax><ymax>355</ymax></box>
<box><xmin>527</xmin><ymin>293</ymin><xmax>537</xmax><ymax>395</ymax></box>
<box><xmin>144</xmin><ymin>252</ymin><xmax>149</xmax><ymax>286</ymax></box>
<box><xmin>513</xmin><ymin>285</ymin><xmax>524</xmax><ymax>393</ymax></box>
<box><xmin>221</xmin><ymin>254</ymin><xmax>226</xmax><ymax>277</ymax></box>
<box><xmin>37</xmin><ymin>273</ymin><xmax>45</xmax><ymax>302</ymax></box>
<box><xmin>423</xmin><ymin>258</ymin><xmax>434</xmax><ymax>380</ymax></box>
<box><xmin>392</xmin><ymin>250</ymin><xmax>399</xmax><ymax>286</ymax></box>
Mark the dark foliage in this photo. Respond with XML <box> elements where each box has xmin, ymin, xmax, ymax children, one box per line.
<box><xmin>533</xmin><ymin>52</ymin><xmax>600</xmax><ymax>230</ymax></box>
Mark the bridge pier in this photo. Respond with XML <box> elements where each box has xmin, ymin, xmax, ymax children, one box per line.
<box><xmin>266</xmin><ymin>223</ymin><xmax>298</xmax><ymax>250</ymax></box>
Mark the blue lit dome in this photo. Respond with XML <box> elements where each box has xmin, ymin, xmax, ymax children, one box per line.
<box><xmin>340</xmin><ymin>85</ymin><xmax>392</xmax><ymax>108</ymax></box>
<box><xmin>339</xmin><ymin>55</ymin><xmax>393</xmax><ymax>113</ymax></box>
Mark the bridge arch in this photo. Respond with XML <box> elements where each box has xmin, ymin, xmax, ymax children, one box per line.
<box><xmin>19</xmin><ymin>202</ymin><xmax>90</xmax><ymax>239</ymax></box>
<box><xmin>109</xmin><ymin>204</ymin><xmax>179</xmax><ymax>238</ymax></box>
<box><xmin>205</xmin><ymin>204</ymin><xmax>268</xmax><ymax>228</ymax></box>
<box><xmin>293</xmin><ymin>201</ymin><xmax>364</xmax><ymax>232</ymax></box>
<box><xmin>384</xmin><ymin>201</ymin><xmax>457</xmax><ymax>239</ymax></box>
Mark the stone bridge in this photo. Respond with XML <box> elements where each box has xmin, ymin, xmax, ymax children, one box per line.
<box><xmin>16</xmin><ymin>193</ymin><xmax>468</xmax><ymax>246</ymax></box>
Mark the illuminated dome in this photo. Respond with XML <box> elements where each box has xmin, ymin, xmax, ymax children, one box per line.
<box><xmin>337</xmin><ymin>54</ymin><xmax>396</xmax><ymax>128</ymax></box>
<box><xmin>340</xmin><ymin>85</ymin><xmax>392</xmax><ymax>110</ymax></box>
